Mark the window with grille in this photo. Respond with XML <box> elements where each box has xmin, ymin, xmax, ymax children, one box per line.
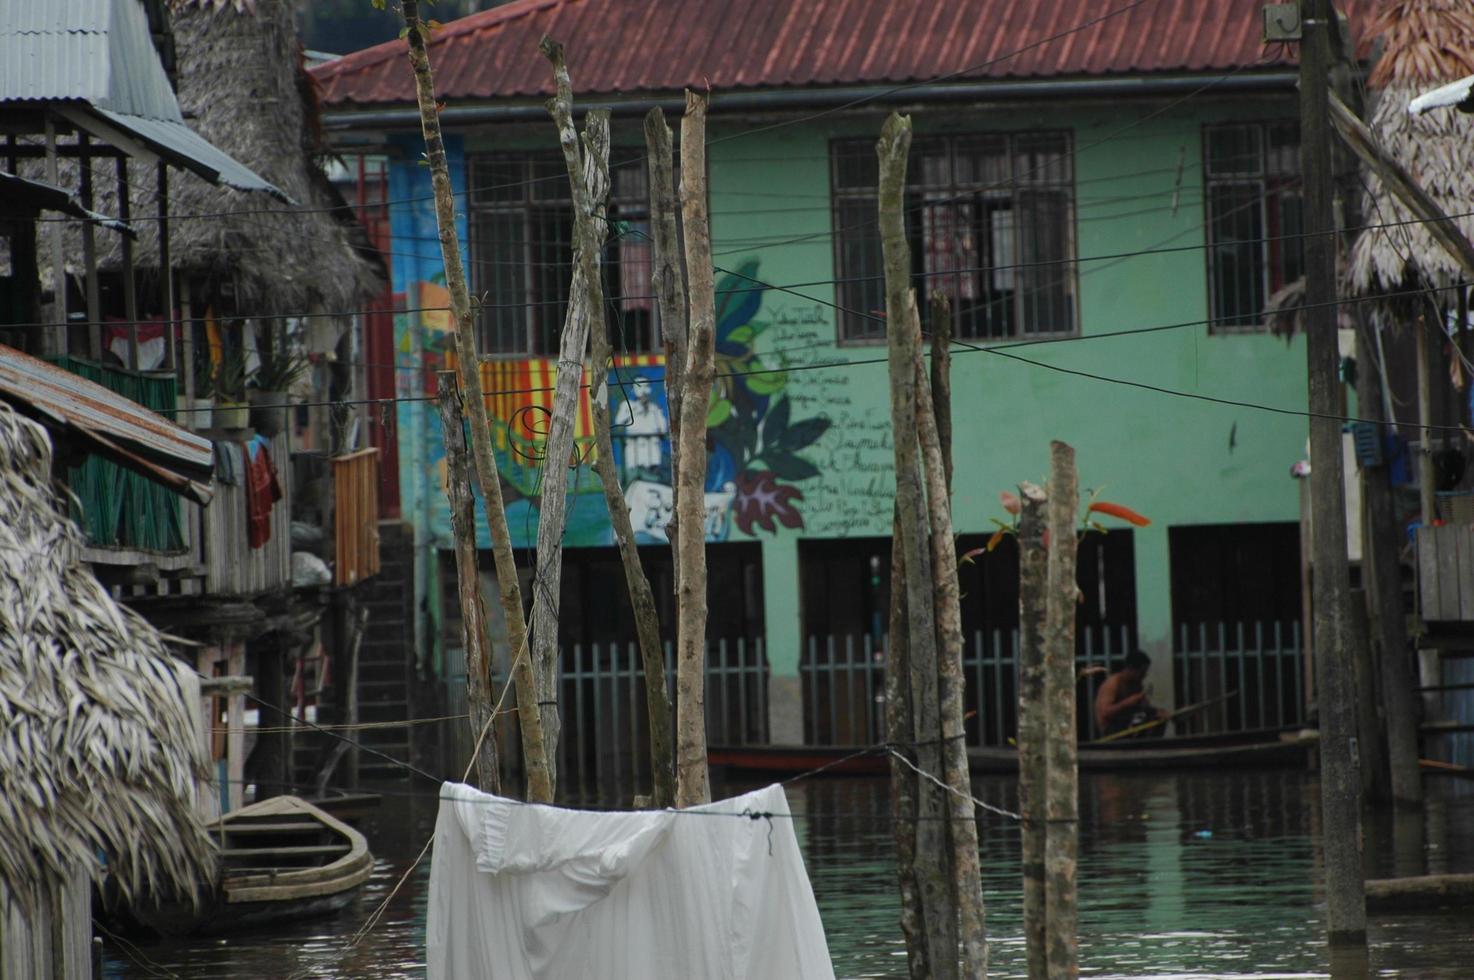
<box><xmin>830</xmin><ymin>132</ymin><xmax>1076</xmax><ymax>344</ymax></box>
<box><xmin>468</xmin><ymin>152</ymin><xmax>656</xmax><ymax>355</ymax></box>
<box><xmin>1204</xmin><ymin>122</ymin><xmax>1304</xmax><ymax>332</ymax></box>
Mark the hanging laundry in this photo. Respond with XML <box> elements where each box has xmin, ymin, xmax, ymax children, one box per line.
<box><xmin>243</xmin><ymin>435</ymin><xmax>282</xmax><ymax>549</ymax></box>
<box><xmin>427</xmin><ymin>782</ymin><xmax>835</xmax><ymax>980</ymax></box>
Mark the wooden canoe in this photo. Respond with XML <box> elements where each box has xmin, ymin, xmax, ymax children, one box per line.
<box><xmin>206</xmin><ymin>795</ymin><xmax>374</xmax><ymax>933</ymax></box>
<box><xmin>709</xmin><ymin>729</ymin><xmax>1320</xmax><ymax>777</ymax></box>
<box><xmin>116</xmin><ymin>795</ymin><xmax>374</xmax><ymax>937</ymax></box>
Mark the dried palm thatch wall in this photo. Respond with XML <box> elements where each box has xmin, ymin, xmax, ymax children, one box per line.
<box><xmin>64</xmin><ymin>0</ymin><xmax>382</xmax><ymax>315</ymax></box>
<box><xmin>0</xmin><ymin>404</ymin><xmax>212</xmax><ymax>936</ymax></box>
<box><xmin>1349</xmin><ymin>1</ymin><xmax>1474</xmax><ymax>293</ymax></box>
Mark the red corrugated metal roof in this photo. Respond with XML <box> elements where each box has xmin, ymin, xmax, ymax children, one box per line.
<box><xmin>313</xmin><ymin>0</ymin><xmax>1370</xmax><ymax>108</ymax></box>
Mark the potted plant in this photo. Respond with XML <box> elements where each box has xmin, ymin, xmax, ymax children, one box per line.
<box><xmin>186</xmin><ymin>343</ymin><xmax>216</xmax><ymax>430</ymax></box>
<box><xmin>214</xmin><ymin>344</ymin><xmax>252</xmax><ymax>430</ymax></box>
<box><xmin>250</xmin><ymin>328</ymin><xmax>310</xmax><ymax>438</ymax></box>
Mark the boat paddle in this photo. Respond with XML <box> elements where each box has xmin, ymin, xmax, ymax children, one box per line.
<box><xmin>1090</xmin><ymin>691</ymin><xmax>1238</xmax><ymax>744</ymax></box>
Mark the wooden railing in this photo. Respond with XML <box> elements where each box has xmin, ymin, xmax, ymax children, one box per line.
<box><xmin>333</xmin><ymin>448</ymin><xmax>381</xmax><ymax>587</ymax></box>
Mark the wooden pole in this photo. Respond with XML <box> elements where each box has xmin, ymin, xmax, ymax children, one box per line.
<box><xmin>645</xmin><ymin>108</ymin><xmax>687</xmax><ymax>590</ymax></box>
<box><xmin>436</xmin><ymin>372</ymin><xmax>500</xmax><ymax>793</ymax></box>
<box><xmin>581</xmin><ymin>131</ymin><xmax>677</xmax><ymax>810</ymax></box>
<box><xmin>884</xmin><ymin>516</ymin><xmax>928</xmax><ymax>978</ymax></box>
<box><xmin>400</xmin><ymin>0</ymin><xmax>551</xmax><ymax>802</ymax></box>
<box><xmin>159</xmin><ymin>162</ymin><xmax>177</xmax><ymax>373</ymax></box>
<box><xmin>910</xmin><ymin>297</ymin><xmax>986</xmax><ymax>977</ymax></box>
<box><xmin>1416</xmin><ymin>318</ymin><xmax>1437</xmax><ymax>524</ymax></box>
<box><xmin>43</xmin><ymin>114</ymin><xmax>67</xmax><ymax>357</ymax></box>
<box><xmin>673</xmin><ymin>90</ymin><xmax>715</xmax><ymax>808</ymax></box>
<box><xmin>117</xmin><ymin>156</ymin><xmax>138</xmax><ymax>370</ymax></box>
<box><xmin>77</xmin><ymin>134</ymin><xmax>101</xmax><ymax>360</ymax></box>
<box><xmin>527</xmin><ymin>39</ymin><xmax>603</xmax><ymax>779</ymax></box>
<box><xmin>1357</xmin><ymin>320</ymin><xmax>1422</xmax><ymax>804</ymax></box>
<box><xmin>1300</xmin><ymin>0</ymin><xmax>1367</xmax><ymax>946</ymax></box>
<box><xmin>878</xmin><ymin>111</ymin><xmax>957</xmax><ymax>980</ymax></box>
<box><xmin>1017</xmin><ymin>481</ymin><xmax>1049</xmax><ymax>978</ymax></box>
<box><xmin>1044</xmin><ymin>440</ymin><xmax>1079</xmax><ymax>979</ymax></box>
<box><xmin>929</xmin><ymin>293</ymin><xmax>954</xmax><ymax>494</ymax></box>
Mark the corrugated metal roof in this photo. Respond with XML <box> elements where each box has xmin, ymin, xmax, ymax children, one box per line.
<box><xmin>0</xmin><ymin>170</ymin><xmax>134</xmax><ymax>234</ymax></box>
<box><xmin>313</xmin><ymin>0</ymin><xmax>1371</xmax><ymax>108</ymax></box>
<box><xmin>0</xmin><ymin>345</ymin><xmax>213</xmax><ymax>504</ymax></box>
<box><xmin>0</xmin><ymin>0</ymin><xmax>285</xmax><ymax>198</ymax></box>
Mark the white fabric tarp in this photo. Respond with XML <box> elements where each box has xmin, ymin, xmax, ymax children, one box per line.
<box><xmin>427</xmin><ymin>781</ymin><xmax>835</xmax><ymax>980</ymax></box>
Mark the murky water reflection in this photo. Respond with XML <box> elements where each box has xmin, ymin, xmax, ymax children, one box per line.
<box><xmin>104</xmin><ymin>770</ymin><xmax>1474</xmax><ymax>978</ymax></box>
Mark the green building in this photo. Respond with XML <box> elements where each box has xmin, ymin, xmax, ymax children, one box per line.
<box><xmin>312</xmin><ymin>0</ymin><xmax>1328</xmax><ymax>768</ymax></box>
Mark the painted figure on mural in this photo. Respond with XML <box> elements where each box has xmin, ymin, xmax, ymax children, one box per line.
<box><xmin>613</xmin><ymin>374</ymin><xmax>668</xmax><ymax>471</ymax></box>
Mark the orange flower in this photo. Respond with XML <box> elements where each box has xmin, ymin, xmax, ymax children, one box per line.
<box><xmin>1087</xmin><ymin>501</ymin><xmax>1151</xmax><ymax>527</ymax></box>
<box><xmin>986</xmin><ymin>529</ymin><xmax>1006</xmax><ymax>552</ymax></box>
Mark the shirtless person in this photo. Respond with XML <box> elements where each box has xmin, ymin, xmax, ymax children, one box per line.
<box><xmin>1093</xmin><ymin>649</ymin><xmax>1170</xmax><ymax>738</ymax></box>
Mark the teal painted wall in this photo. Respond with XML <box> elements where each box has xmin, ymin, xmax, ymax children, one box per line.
<box><xmin>385</xmin><ymin>98</ymin><xmax>1310</xmax><ymax>691</ymax></box>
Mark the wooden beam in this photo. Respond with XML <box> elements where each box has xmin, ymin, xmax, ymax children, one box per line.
<box><xmin>44</xmin><ymin>113</ymin><xmax>67</xmax><ymax>356</ymax></box>
<box><xmin>116</xmin><ymin>156</ymin><xmax>139</xmax><ymax>370</ymax></box>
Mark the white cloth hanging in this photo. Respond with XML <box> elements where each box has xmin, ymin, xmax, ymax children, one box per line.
<box><xmin>426</xmin><ymin>781</ymin><xmax>835</xmax><ymax>980</ymax></box>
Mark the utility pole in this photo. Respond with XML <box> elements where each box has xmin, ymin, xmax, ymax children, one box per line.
<box><xmin>1298</xmin><ymin>0</ymin><xmax>1367</xmax><ymax>947</ymax></box>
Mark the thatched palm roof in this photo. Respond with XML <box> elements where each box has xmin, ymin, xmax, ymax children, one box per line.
<box><xmin>1348</xmin><ymin>1</ymin><xmax>1474</xmax><ymax>293</ymax></box>
<box><xmin>72</xmin><ymin>0</ymin><xmax>383</xmax><ymax>315</ymax></box>
<box><xmin>0</xmin><ymin>403</ymin><xmax>212</xmax><ymax>906</ymax></box>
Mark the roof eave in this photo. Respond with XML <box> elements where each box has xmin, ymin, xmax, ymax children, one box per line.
<box><xmin>320</xmin><ymin>69</ymin><xmax>1304</xmax><ymax>132</ymax></box>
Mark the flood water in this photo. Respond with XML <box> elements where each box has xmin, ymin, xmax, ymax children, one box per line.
<box><xmin>102</xmin><ymin>770</ymin><xmax>1474</xmax><ymax>978</ymax></box>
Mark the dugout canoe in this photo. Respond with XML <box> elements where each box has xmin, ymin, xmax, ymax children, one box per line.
<box><xmin>116</xmin><ymin>795</ymin><xmax>373</xmax><ymax>936</ymax></box>
<box><xmin>709</xmin><ymin>729</ymin><xmax>1319</xmax><ymax>777</ymax></box>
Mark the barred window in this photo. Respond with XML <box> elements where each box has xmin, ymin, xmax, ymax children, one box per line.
<box><xmin>1204</xmin><ymin>122</ymin><xmax>1303</xmax><ymax>331</ymax></box>
<box><xmin>830</xmin><ymin>131</ymin><xmax>1076</xmax><ymax>344</ymax></box>
<box><xmin>468</xmin><ymin>152</ymin><xmax>656</xmax><ymax>355</ymax></box>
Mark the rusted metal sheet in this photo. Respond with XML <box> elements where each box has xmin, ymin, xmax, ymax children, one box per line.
<box><xmin>0</xmin><ymin>344</ymin><xmax>213</xmax><ymax>502</ymax></box>
<box><xmin>332</xmin><ymin>448</ymin><xmax>381</xmax><ymax>587</ymax></box>
<box><xmin>203</xmin><ymin>434</ymin><xmax>291</xmax><ymax>596</ymax></box>
<box><xmin>313</xmin><ymin>0</ymin><xmax>1370</xmax><ymax>108</ymax></box>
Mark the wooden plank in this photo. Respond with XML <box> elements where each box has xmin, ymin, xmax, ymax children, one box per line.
<box><xmin>1461</xmin><ymin>527</ymin><xmax>1474</xmax><ymax>621</ymax></box>
<box><xmin>226</xmin><ymin>857</ymin><xmax>373</xmax><ymax>904</ymax></box>
<box><xmin>1366</xmin><ymin>872</ymin><xmax>1474</xmax><ymax>911</ymax></box>
<box><xmin>1418</xmin><ymin>527</ymin><xmax>1439</xmax><ymax>620</ymax></box>
<box><xmin>1438</xmin><ymin>526</ymin><xmax>1461</xmax><ymax>622</ymax></box>
<box><xmin>221</xmin><ymin>845</ymin><xmax>349</xmax><ymax>858</ymax></box>
<box><xmin>226</xmin><ymin>643</ymin><xmax>245</xmax><ymax>813</ymax></box>
<box><xmin>222</xmin><ymin>821</ymin><xmax>323</xmax><ymax>834</ymax></box>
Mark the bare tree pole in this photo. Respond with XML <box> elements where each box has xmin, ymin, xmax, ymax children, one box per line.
<box><xmin>1044</xmin><ymin>440</ymin><xmax>1079</xmax><ymax>978</ymax></box>
<box><xmin>645</xmin><ymin>108</ymin><xmax>688</xmax><ymax>602</ymax></box>
<box><xmin>674</xmin><ymin>90</ymin><xmax>715</xmax><ymax>807</ymax></box>
<box><xmin>527</xmin><ymin>38</ymin><xmax>603</xmax><ymax>781</ymax></box>
<box><xmin>1300</xmin><ymin>0</ymin><xmax>1367</xmax><ymax>945</ymax></box>
<box><xmin>878</xmin><ymin>111</ymin><xmax>957</xmax><ymax>980</ymax></box>
<box><xmin>400</xmin><ymin>0</ymin><xmax>551</xmax><ymax>802</ymax></box>
<box><xmin>929</xmin><ymin>293</ymin><xmax>954</xmax><ymax>494</ymax></box>
<box><xmin>1017</xmin><ymin>481</ymin><xmax>1049</xmax><ymax>978</ymax></box>
<box><xmin>436</xmin><ymin>372</ymin><xmax>500</xmax><ymax>793</ymax></box>
<box><xmin>910</xmin><ymin>297</ymin><xmax>986</xmax><ymax>977</ymax></box>
<box><xmin>581</xmin><ymin>113</ymin><xmax>677</xmax><ymax>810</ymax></box>
<box><xmin>884</xmin><ymin>522</ymin><xmax>927</xmax><ymax>979</ymax></box>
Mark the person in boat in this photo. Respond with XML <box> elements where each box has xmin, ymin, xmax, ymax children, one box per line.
<box><xmin>1094</xmin><ymin>649</ymin><xmax>1170</xmax><ymax>738</ymax></box>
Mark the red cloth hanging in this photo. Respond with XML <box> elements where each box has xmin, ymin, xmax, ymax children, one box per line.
<box><xmin>244</xmin><ymin>438</ymin><xmax>282</xmax><ymax>549</ymax></box>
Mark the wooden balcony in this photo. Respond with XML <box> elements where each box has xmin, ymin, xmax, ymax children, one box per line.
<box><xmin>199</xmin><ymin>433</ymin><xmax>293</xmax><ymax>597</ymax></box>
<box><xmin>332</xmin><ymin>448</ymin><xmax>380</xmax><ymax>587</ymax></box>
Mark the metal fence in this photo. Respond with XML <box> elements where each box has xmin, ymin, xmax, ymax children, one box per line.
<box><xmin>1173</xmin><ymin>621</ymin><xmax>1304</xmax><ymax>734</ymax></box>
<box><xmin>465</xmin><ymin>637</ymin><xmax>767</xmax><ymax>802</ymax></box>
<box><xmin>801</xmin><ymin>625</ymin><xmax>1134</xmax><ymax>747</ymax></box>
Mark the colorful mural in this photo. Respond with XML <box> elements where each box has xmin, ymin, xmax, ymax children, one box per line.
<box><xmin>405</xmin><ymin>260</ymin><xmax>832</xmax><ymax>549</ymax></box>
